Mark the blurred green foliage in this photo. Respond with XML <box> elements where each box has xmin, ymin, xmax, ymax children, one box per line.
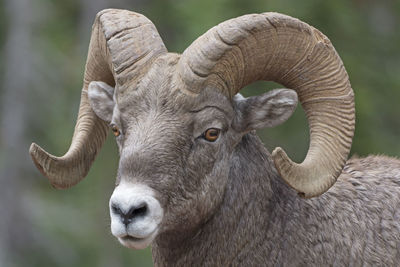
<box><xmin>1</xmin><ymin>0</ymin><xmax>399</xmax><ymax>266</ymax></box>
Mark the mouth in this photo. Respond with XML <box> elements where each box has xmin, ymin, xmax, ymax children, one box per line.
<box><xmin>120</xmin><ymin>235</ymin><xmax>144</xmax><ymax>242</ymax></box>
<box><xmin>117</xmin><ymin>230</ymin><xmax>158</xmax><ymax>249</ymax></box>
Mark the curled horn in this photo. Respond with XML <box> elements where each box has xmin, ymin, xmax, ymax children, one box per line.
<box><xmin>178</xmin><ymin>13</ymin><xmax>355</xmax><ymax>198</ymax></box>
<box><xmin>30</xmin><ymin>9</ymin><xmax>167</xmax><ymax>188</ymax></box>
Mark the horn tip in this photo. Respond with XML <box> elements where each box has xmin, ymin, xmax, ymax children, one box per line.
<box><xmin>272</xmin><ymin>147</ymin><xmax>335</xmax><ymax>198</ymax></box>
<box><xmin>29</xmin><ymin>142</ymin><xmax>46</xmax><ymax>175</ymax></box>
<box><xmin>29</xmin><ymin>143</ymin><xmax>71</xmax><ymax>189</ymax></box>
<box><xmin>272</xmin><ymin>147</ymin><xmax>291</xmax><ymax>168</ymax></box>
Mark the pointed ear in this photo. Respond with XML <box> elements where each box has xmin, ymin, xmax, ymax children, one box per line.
<box><xmin>88</xmin><ymin>81</ymin><xmax>115</xmax><ymax>123</ymax></box>
<box><xmin>232</xmin><ymin>89</ymin><xmax>298</xmax><ymax>133</ymax></box>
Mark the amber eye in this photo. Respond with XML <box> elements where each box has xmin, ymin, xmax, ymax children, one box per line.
<box><xmin>203</xmin><ymin>128</ymin><xmax>220</xmax><ymax>142</ymax></box>
<box><xmin>111</xmin><ymin>125</ymin><xmax>120</xmax><ymax>137</ymax></box>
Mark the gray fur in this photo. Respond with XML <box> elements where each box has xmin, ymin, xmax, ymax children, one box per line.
<box><xmin>88</xmin><ymin>54</ymin><xmax>400</xmax><ymax>266</ymax></box>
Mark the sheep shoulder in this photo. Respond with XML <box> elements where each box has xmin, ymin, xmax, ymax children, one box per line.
<box><xmin>284</xmin><ymin>154</ymin><xmax>400</xmax><ymax>266</ymax></box>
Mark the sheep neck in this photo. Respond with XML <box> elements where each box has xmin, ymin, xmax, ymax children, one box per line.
<box><xmin>151</xmin><ymin>133</ymin><xmax>294</xmax><ymax>266</ymax></box>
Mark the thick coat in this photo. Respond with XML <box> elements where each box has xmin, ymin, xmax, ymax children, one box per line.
<box><xmin>154</xmin><ymin>134</ymin><xmax>400</xmax><ymax>266</ymax></box>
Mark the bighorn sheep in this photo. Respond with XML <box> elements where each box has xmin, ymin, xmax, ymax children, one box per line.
<box><xmin>29</xmin><ymin>9</ymin><xmax>400</xmax><ymax>266</ymax></box>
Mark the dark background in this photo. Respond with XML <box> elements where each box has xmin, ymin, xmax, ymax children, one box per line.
<box><xmin>0</xmin><ymin>0</ymin><xmax>399</xmax><ymax>266</ymax></box>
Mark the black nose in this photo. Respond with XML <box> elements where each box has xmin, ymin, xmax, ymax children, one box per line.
<box><xmin>111</xmin><ymin>203</ymin><xmax>148</xmax><ymax>226</ymax></box>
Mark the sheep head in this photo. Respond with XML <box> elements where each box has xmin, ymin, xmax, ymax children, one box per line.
<box><xmin>29</xmin><ymin>9</ymin><xmax>355</xmax><ymax>249</ymax></box>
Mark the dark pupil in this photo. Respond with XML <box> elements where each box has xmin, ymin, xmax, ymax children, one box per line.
<box><xmin>209</xmin><ymin>130</ymin><xmax>218</xmax><ymax>136</ymax></box>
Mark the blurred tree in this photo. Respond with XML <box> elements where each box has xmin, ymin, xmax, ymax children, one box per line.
<box><xmin>0</xmin><ymin>0</ymin><xmax>36</xmax><ymax>266</ymax></box>
<box><xmin>79</xmin><ymin>0</ymin><xmax>109</xmax><ymax>51</ymax></box>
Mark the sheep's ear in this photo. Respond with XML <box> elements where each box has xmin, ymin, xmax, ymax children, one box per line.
<box><xmin>88</xmin><ymin>81</ymin><xmax>115</xmax><ymax>123</ymax></box>
<box><xmin>232</xmin><ymin>89</ymin><xmax>298</xmax><ymax>132</ymax></box>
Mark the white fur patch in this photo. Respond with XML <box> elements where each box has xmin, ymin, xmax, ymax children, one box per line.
<box><xmin>109</xmin><ymin>182</ymin><xmax>163</xmax><ymax>249</ymax></box>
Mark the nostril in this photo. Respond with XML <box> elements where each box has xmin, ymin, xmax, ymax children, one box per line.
<box><xmin>112</xmin><ymin>202</ymin><xmax>149</xmax><ymax>226</ymax></box>
<box><xmin>111</xmin><ymin>203</ymin><xmax>122</xmax><ymax>215</ymax></box>
<box><xmin>127</xmin><ymin>203</ymin><xmax>148</xmax><ymax>219</ymax></box>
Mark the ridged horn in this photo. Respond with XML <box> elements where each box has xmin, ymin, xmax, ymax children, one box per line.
<box><xmin>178</xmin><ymin>13</ymin><xmax>355</xmax><ymax>198</ymax></box>
<box><xmin>29</xmin><ymin>9</ymin><xmax>167</xmax><ymax>188</ymax></box>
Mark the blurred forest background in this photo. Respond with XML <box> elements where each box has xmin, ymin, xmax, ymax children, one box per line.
<box><xmin>0</xmin><ymin>0</ymin><xmax>399</xmax><ymax>266</ymax></box>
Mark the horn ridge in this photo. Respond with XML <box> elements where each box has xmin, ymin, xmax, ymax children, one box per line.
<box><xmin>30</xmin><ymin>9</ymin><xmax>167</xmax><ymax>188</ymax></box>
<box><xmin>180</xmin><ymin>12</ymin><xmax>355</xmax><ymax>197</ymax></box>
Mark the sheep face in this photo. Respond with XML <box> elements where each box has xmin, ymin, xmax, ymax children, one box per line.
<box><xmin>87</xmin><ymin>54</ymin><xmax>297</xmax><ymax>249</ymax></box>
